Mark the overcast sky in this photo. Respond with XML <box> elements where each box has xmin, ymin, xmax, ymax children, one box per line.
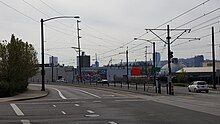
<box><xmin>1</xmin><ymin>0</ymin><xmax>220</xmax><ymax>67</ymax></box>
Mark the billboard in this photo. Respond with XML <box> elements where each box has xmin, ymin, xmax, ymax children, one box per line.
<box><xmin>131</xmin><ymin>68</ymin><xmax>141</xmax><ymax>76</ymax></box>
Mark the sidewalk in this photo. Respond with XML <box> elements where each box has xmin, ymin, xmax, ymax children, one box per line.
<box><xmin>0</xmin><ymin>84</ymin><xmax>49</xmax><ymax>102</ymax></box>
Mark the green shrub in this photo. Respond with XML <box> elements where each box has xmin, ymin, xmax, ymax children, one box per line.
<box><xmin>0</xmin><ymin>81</ymin><xmax>12</xmax><ymax>97</ymax></box>
<box><xmin>0</xmin><ymin>34</ymin><xmax>38</xmax><ymax>97</ymax></box>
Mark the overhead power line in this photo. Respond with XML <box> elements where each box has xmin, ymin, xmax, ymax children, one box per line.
<box><xmin>0</xmin><ymin>1</ymin><xmax>38</xmax><ymax>23</ymax></box>
<box><xmin>172</xmin><ymin>30</ymin><xmax>220</xmax><ymax>47</ymax></box>
<box><xmin>81</xmin><ymin>22</ymin><xmax>124</xmax><ymax>43</ymax></box>
<box><xmin>175</xmin><ymin>7</ymin><xmax>220</xmax><ymax>29</ymax></box>
<box><xmin>23</xmin><ymin>0</ymin><xmax>77</xmax><ymax>31</ymax></box>
<box><xmin>39</xmin><ymin>0</ymin><xmax>63</xmax><ymax>15</ymax></box>
<box><xmin>38</xmin><ymin>0</ymin><xmax>129</xmax><ymax>54</ymax></box>
<box><xmin>127</xmin><ymin>0</ymin><xmax>213</xmax><ymax>55</ymax></box>
<box><xmin>0</xmin><ymin>1</ymin><xmax>77</xmax><ymax>37</ymax></box>
<box><xmin>155</xmin><ymin>0</ymin><xmax>210</xmax><ymax>29</ymax></box>
<box><xmin>133</xmin><ymin>7</ymin><xmax>220</xmax><ymax>53</ymax></box>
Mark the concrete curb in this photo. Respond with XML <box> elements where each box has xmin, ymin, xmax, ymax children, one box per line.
<box><xmin>12</xmin><ymin>90</ymin><xmax>49</xmax><ymax>102</ymax></box>
<box><xmin>67</xmin><ymin>84</ymin><xmax>159</xmax><ymax>96</ymax></box>
<box><xmin>0</xmin><ymin>85</ymin><xmax>49</xmax><ymax>103</ymax></box>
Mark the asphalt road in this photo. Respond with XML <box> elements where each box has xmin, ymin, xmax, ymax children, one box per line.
<box><xmin>0</xmin><ymin>84</ymin><xmax>220</xmax><ymax>124</ymax></box>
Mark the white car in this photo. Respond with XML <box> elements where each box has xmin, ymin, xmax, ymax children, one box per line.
<box><xmin>56</xmin><ymin>78</ymin><xmax>68</xmax><ymax>83</ymax></box>
<box><xmin>97</xmin><ymin>79</ymin><xmax>109</xmax><ymax>84</ymax></box>
<box><xmin>188</xmin><ymin>81</ymin><xmax>209</xmax><ymax>93</ymax></box>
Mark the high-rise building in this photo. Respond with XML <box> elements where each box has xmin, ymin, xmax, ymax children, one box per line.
<box><xmin>155</xmin><ymin>52</ymin><xmax>161</xmax><ymax>67</ymax></box>
<box><xmin>49</xmin><ymin>56</ymin><xmax>58</xmax><ymax>66</ymax></box>
<box><xmin>194</xmin><ymin>55</ymin><xmax>204</xmax><ymax>67</ymax></box>
<box><xmin>77</xmin><ymin>52</ymin><xmax>90</xmax><ymax>68</ymax></box>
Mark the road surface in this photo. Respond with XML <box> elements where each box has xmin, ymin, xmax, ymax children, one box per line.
<box><xmin>0</xmin><ymin>84</ymin><xmax>219</xmax><ymax>124</ymax></box>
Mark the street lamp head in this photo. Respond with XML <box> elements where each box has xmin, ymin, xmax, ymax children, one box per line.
<box><xmin>74</xmin><ymin>16</ymin><xmax>80</xmax><ymax>19</ymax></box>
<box><xmin>71</xmin><ymin>47</ymin><xmax>79</xmax><ymax>49</ymax></box>
<box><xmin>145</xmin><ymin>29</ymin><xmax>149</xmax><ymax>33</ymax></box>
<box><xmin>134</xmin><ymin>37</ymin><xmax>138</xmax><ymax>40</ymax></box>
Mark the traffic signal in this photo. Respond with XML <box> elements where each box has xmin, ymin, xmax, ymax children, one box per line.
<box><xmin>169</xmin><ymin>51</ymin><xmax>173</xmax><ymax>58</ymax></box>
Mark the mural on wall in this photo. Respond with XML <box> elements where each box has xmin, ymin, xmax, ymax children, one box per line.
<box><xmin>81</xmin><ymin>68</ymin><xmax>107</xmax><ymax>82</ymax></box>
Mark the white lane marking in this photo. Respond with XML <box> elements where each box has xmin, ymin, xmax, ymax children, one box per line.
<box><xmin>17</xmin><ymin>101</ymin><xmax>80</xmax><ymax>105</ymax></box>
<box><xmin>115</xmin><ymin>99</ymin><xmax>146</xmax><ymax>102</ymax></box>
<box><xmin>93</xmin><ymin>100</ymin><xmax>101</xmax><ymax>103</ymax></box>
<box><xmin>21</xmin><ymin>120</ymin><xmax>31</xmax><ymax>124</ymax></box>
<box><xmin>109</xmin><ymin>121</ymin><xmax>118</xmax><ymax>124</ymax></box>
<box><xmin>61</xmin><ymin>111</ymin><xmax>66</xmax><ymax>115</ymax></box>
<box><xmin>84</xmin><ymin>114</ymin><xmax>100</xmax><ymax>117</ymax></box>
<box><xmin>10</xmin><ymin>104</ymin><xmax>24</xmax><ymax>116</ymax></box>
<box><xmin>87</xmin><ymin>110</ymin><xmax>95</xmax><ymax>114</ymax></box>
<box><xmin>74</xmin><ymin>104</ymin><xmax>80</xmax><ymax>107</ymax></box>
<box><xmin>76</xmin><ymin>89</ymin><xmax>101</xmax><ymax>98</ymax></box>
<box><xmin>53</xmin><ymin>105</ymin><xmax>56</xmax><ymax>107</ymax></box>
<box><xmin>102</xmin><ymin>94</ymin><xmax>115</xmax><ymax>97</ymax></box>
<box><xmin>52</xmin><ymin>88</ymin><xmax>67</xmax><ymax>99</ymax></box>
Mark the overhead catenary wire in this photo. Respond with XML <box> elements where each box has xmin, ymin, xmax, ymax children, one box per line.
<box><xmin>155</xmin><ymin>0</ymin><xmax>210</xmax><ymax>29</ymax></box>
<box><xmin>81</xmin><ymin>22</ymin><xmax>124</xmax><ymax>44</ymax></box>
<box><xmin>0</xmin><ymin>1</ymin><xmax>38</xmax><ymax>23</ymax></box>
<box><xmin>2</xmin><ymin>0</ymin><xmax>219</xmax><ymax>65</ymax></box>
<box><xmin>22</xmin><ymin>0</ymin><xmax>76</xmax><ymax>31</ymax></box>
<box><xmin>36</xmin><ymin>0</ymin><xmax>215</xmax><ymax>64</ymax></box>
<box><xmin>38</xmin><ymin>0</ymin><xmax>130</xmax><ymax>56</ymax></box>
<box><xmin>0</xmin><ymin>1</ymin><xmax>78</xmax><ymax>38</ymax></box>
<box><xmin>175</xmin><ymin>7</ymin><xmax>220</xmax><ymax>29</ymax></box>
<box><xmin>99</xmin><ymin>32</ymin><xmax>147</xmax><ymax>56</ymax></box>
<box><xmin>129</xmin><ymin>7</ymin><xmax>220</xmax><ymax>56</ymax></box>
<box><xmin>39</xmin><ymin>0</ymin><xmax>63</xmax><ymax>15</ymax></box>
<box><xmin>40</xmin><ymin>0</ymin><xmax>220</xmax><ymax>63</ymax></box>
<box><xmin>125</xmin><ymin>0</ymin><xmax>213</xmax><ymax>56</ymax></box>
<box><xmin>172</xmin><ymin>29</ymin><xmax>220</xmax><ymax>47</ymax></box>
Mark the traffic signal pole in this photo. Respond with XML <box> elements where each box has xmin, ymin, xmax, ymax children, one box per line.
<box><xmin>167</xmin><ymin>25</ymin><xmax>172</xmax><ymax>95</ymax></box>
<box><xmin>153</xmin><ymin>42</ymin><xmax>157</xmax><ymax>93</ymax></box>
<box><xmin>146</xmin><ymin>25</ymin><xmax>191</xmax><ymax>95</ymax></box>
<box><xmin>126</xmin><ymin>47</ymin><xmax>129</xmax><ymax>89</ymax></box>
<box><xmin>212</xmin><ymin>27</ymin><xmax>217</xmax><ymax>89</ymax></box>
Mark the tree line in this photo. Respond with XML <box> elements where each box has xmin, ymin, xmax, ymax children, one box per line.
<box><xmin>0</xmin><ymin>35</ymin><xmax>39</xmax><ymax>97</ymax></box>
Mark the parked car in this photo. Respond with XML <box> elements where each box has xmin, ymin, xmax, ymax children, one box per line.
<box><xmin>188</xmin><ymin>81</ymin><xmax>209</xmax><ymax>93</ymax></box>
<box><xmin>97</xmin><ymin>79</ymin><xmax>109</xmax><ymax>84</ymax></box>
<box><xmin>56</xmin><ymin>78</ymin><xmax>68</xmax><ymax>83</ymax></box>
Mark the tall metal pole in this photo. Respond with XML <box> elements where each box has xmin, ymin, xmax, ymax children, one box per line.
<box><xmin>212</xmin><ymin>27</ymin><xmax>217</xmax><ymax>89</ymax></box>
<box><xmin>167</xmin><ymin>25</ymin><xmax>172</xmax><ymax>95</ymax></box>
<box><xmin>153</xmin><ymin>42</ymin><xmax>157</xmax><ymax>93</ymax></box>
<box><xmin>134</xmin><ymin>38</ymin><xmax>158</xmax><ymax>93</ymax></box>
<box><xmin>77</xmin><ymin>20</ymin><xmax>82</xmax><ymax>83</ymax></box>
<box><xmin>146</xmin><ymin>26</ymin><xmax>192</xmax><ymax>95</ymax></box>
<box><xmin>145</xmin><ymin>46</ymin><xmax>148</xmax><ymax>62</ymax></box>
<box><xmin>40</xmin><ymin>16</ymin><xmax>80</xmax><ymax>90</ymax></box>
<box><xmin>51</xmin><ymin>56</ymin><xmax>54</xmax><ymax>82</ymax></box>
<box><xmin>40</xmin><ymin>19</ymin><xmax>45</xmax><ymax>91</ymax></box>
<box><xmin>145</xmin><ymin>46</ymin><xmax>148</xmax><ymax>75</ymax></box>
<box><xmin>126</xmin><ymin>47</ymin><xmax>129</xmax><ymax>89</ymax></box>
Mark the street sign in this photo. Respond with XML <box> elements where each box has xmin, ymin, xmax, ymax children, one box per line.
<box><xmin>153</xmin><ymin>67</ymin><xmax>161</xmax><ymax>72</ymax></box>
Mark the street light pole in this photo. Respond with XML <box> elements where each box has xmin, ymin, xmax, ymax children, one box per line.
<box><xmin>40</xmin><ymin>15</ymin><xmax>80</xmax><ymax>91</ymax></box>
<box><xmin>40</xmin><ymin>19</ymin><xmax>45</xmax><ymax>91</ymax></box>
<box><xmin>126</xmin><ymin>47</ymin><xmax>129</xmax><ymax>89</ymax></box>
<box><xmin>51</xmin><ymin>56</ymin><xmax>54</xmax><ymax>82</ymax></box>
<box><xmin>152</xmin><ymin>42</ymin><xmax>158</xmax><ymax>93</ymax></box>
<box><xmin>134</xmin><ymin>38</ymin><xmax>157</xmax><ymax>93</ymax></box>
